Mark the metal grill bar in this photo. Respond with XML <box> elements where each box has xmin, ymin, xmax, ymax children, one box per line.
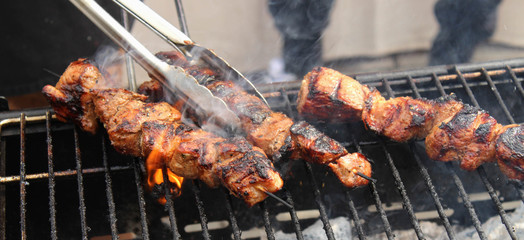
<box><xmin>406</xmin><ymin>75</ymin><xmax>456</xmax><ymax>239</ymax></box>
<box><xmin>46</xmin><ymin>112</ymin><xmax>58</xmax><ymax>240</ymax></box>
<box><xmin>482</xmin><ymin>68</ymin><xmax>516</xmax><ymax>124</ymax></box>
<box><xmin>132</xmin><ymin>158</ymin><xmax>150</xmax><ymax>240</ymax></box>
<box><xmin>73</xmin><ymin>128</ymin><xmax>88</xmax><ymax>239</ymax></box>
<box><xmin>446</xmin><ymin>163</ymin><xmax>487</xmax><ymax>240</ymax></box>
<box><xmin>19</xmin><ymin>113</ymin><xmax>27</xmax><ymax>240</ymax></box>
<box><xmin>101</xmin><ymin>136</ymin><xmax>119</xmax><ymax>239</ymax></box>
<box><xmin>432</xmin><ymin>70</ymin><xmax>488</xmax><ymax>240</ymax></box>
<box><xmin>223</xmin><ymin>190</ymin><xmax>241</xmax><ymax>240</ymax></box>
<box><xmin>454</xmin><ymin>67</ymin><xmax>517</xmax><ymax>240</ymax></box>
<box><xmin>0</xmin><ymin>166</ymin><xmax>132</xmax><ymax>184</ymax></box>
<box><xmin>352</xmin><ymin>137</ymin><xmax>394</xmax><ymax>239</ymax></box>
<box><xmin>381</xmin><ymin>78</ymin><xmax>426</xmax><ymax>240</ymax></box>
<box><xmin>284</xmin><ymin>189</ymin><xmax>304</xmax><ymax>240</ymax></box>
<box><xmin>191</xmin><ymin>181</ymin><xmax>211</xmax><ymax>240</ymax></box>
<box><xmin>506</xmin><ymin>65</ymin><xmax>524</xmax><ymax>98</ymax></box>
<box><xmin>380</xmin><ymin>141</ymin><xmax>425</xmax><ymax>240</ymax></box>
<box><xmin>304</xmin><ymin>162</ymin><xmax>335</xmax><ymax>240</ymax></box>
<box><xmin>260</xmin><ymin>200</ymin><xmax>275</xmax><ymax>240</ymax></box>
<box><xmin>345</xmin><ymin>191</ymin><xmax>366</xmax><ymax>240</ymax></box>
<box><xmin>161</xmin><ymin>167</ymin><xmax>181</xmax><ymax>239</ymax></box>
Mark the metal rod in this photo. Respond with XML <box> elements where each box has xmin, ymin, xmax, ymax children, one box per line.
<box><xmin>406</xmin><ymin>76</ymin><xmax>456</xmax><ymax>239</ymax></box>
<box><xmin>161</xmin><ymin>167</ymin><xmax>181</xmax><ymax>240</ymax></box>
<box><xmin>223</xmin><ymin>189</ymin><xmax>242</xmax><ymax>240</ymax></box>
<box><xmin>120</xmin><ymin>7</ymin><xmax>137</xmax><ymax>92</ymax></box>
<box><xmin>0</xmin><ymin>118</ymin><xmax>7</xmax><ymax>240</ymax></box>
<box><xmin>192</xmin><ymin>180</ymin><xmax>211</xmax><ymax>240</ymax></box>
<box><xmin>173</xmin><ymin>0</ymin><xmax>190</xmax><ymax>36</ymax></box>
<box><xmin>73</xmin><ymin>127</ymin><xmax>88</xmax><ymax>239</ymax></box>
<box><xmin>506</xmin><ymin>65</ymin><xmax>524</xmax><ymax>98</ymax></box>
<box><xmin>132</xmin><ymin>158</ymin><xmax>150</xmax><ymax>240</ymax></box>
<box><xmin>446</xmin><ymin>163</ymin><xmax>487</xmax><ymax>240</ymax></box>
<box><xmin>352</xmin><ymin>137</ymin><xmax>394</xmax><ymax>240</ymax></box>
<box><xmin>101</xmin><ymin>135</ymin><xmax>119</xmax><ymax>239</ymax></box>
<box><xmin>381</xmin><ymin>78</ymin><xmax>426</xmax><ymax>240</ymax></box>
<box><xmin>379</xmin><ymin>141</ymin><xmax>426</xmax><ymax>240</ymax></box>
<box><xmin>482</xmin><ymin>68</ymin><xmax>515</xmax><ymax>124</ymax></box>
<box><xmin>284</xmin><ymin>190</ymin><xmax>304</xmax><ymax>240</ymax></box>
<box><xmin>434</xmin><ymin>72</ymin><xmax>488</xmax><ymax>240</ymax></box>
<box><xmin>260</xmin><ymin>200</ymin><xmax>275</xmax><ymax>240</ymax></box>
<box><xmin>256</xmin><ymin>186</ymin><xmax>292</xmax><ymax>209</ymax></box>
<box><xmin>0</xmin><ymin>165</ymin><xmax>132</xmax><ymax>184</ymax></box>
<box><xmin>304</xmin><ymin>162</ymin><xmax>336</xmax><ymax>240</ymax></box>
<box><xmin>455</xmin><ymin>66</ymin><xmax>517</xmax><ymax>239</ymax></box>
<box><xmin>46</xmin><ymin>112</ymin><xmax>58</xmax><ymax>240</ymax></box>
<box><xmin>477</xmin><ymin>167</ymin><xmax>518</xmax><ymax>240</ymax></box>
<box><xmin>19</xmin><ymin>113</ymin><xmax>27</xmax><ymax>240</ymax></box>
<box><xmin>346</xmin><ymin>191</ymin><xmax>367</xmax><ymax>240</ymax></box>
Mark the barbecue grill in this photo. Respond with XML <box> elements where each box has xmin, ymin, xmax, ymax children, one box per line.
<box><xmin>1</xmin><ymin>57</ymin><xmax>524</xmax><ymax>239</ymax></box>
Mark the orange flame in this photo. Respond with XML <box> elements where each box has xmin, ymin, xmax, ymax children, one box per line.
<box><xmin>145</xmin><ymin>133</ymin><xmax>184</xmax><ymax>205</ymax></box>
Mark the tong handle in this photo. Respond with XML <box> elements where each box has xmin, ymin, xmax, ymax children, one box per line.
<box><xmin>113</xmin><ymin>0</ymin><xmax>193</xmax><ymax>47</ymax></box>
<box><xmin>70</xmin><ymin>0</ymin><xmax>170</xmax><ymax>81</ymax></box>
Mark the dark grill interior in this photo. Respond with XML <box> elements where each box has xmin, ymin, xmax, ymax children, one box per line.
<box><xmin>1</xmin><ymin>59</ymin><xmax>524</xmax><ymax>239</ymax></box>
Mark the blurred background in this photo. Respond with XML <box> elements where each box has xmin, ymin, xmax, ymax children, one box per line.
<box><xmin>2</xmin><ymin>0</ymin><xmax>524</xmax><ymax>109</ymax></box>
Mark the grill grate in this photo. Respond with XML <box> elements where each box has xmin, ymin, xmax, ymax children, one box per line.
<box><xmin>1</xmin><ymin>60</ymin><xmax>524</xmax><ymax>239</ymax></box>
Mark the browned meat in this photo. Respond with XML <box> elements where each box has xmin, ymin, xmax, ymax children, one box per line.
<box><xmin>42</xmin><ymin>60</ymin><xmax>284</xmax><ymax>206</ymax></box>
<box><xmin>425</xmin><ymin>106</ymin><xmax>502</xmax><ymax>170</ymax></box>
<box><xmin>362</xmin><ymin>91</ymin><xmax>436</xmax><ymax>142</ymax></box>
<box><xmin>297</xmin><ymin>66</ymin><xmax>523</xmax><ymax>180</ymax></box>
<box><xmin>496</xmin><ymin>124</ymin><xmax>524</xmax><ymax>180</ymax></box>
<box><xmin>153</xmin><ymin>51</ymin><xmax>373</xmax><ymax>188</ymax></box>
<box><xmin>298</xmin><ymin>67</ymin><xmax>371</xmax><ymax>122</ymax></box>
<box><xmin>42</xmin><ymin>59</ymin><xmax>103</xmax><ymax>134</ymax></box>
<box><xmin>329</xmin><ymin>153</ymin><xmax>372</xmax><ymax>187</ymax></box>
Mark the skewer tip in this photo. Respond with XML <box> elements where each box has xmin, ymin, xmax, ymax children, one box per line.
<box><xmin>256</xmin><ymin>186</ymin><xmax>292</xmax><ymax>209</ymax></box>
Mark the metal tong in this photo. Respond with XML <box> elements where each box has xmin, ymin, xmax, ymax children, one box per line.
<box><xmin>69</xmin><ymin>0</ymin><xmax>268</xmax><ymax>134</ymax></box>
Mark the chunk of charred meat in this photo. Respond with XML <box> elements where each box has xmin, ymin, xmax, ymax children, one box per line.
<box><xmin>297</xmin><ymin>66</ymin><xmax>524</xmax><ymax>180</ymax></box>
<box><xmin>42</xmin><ymin>59</ymin><xmax>102</xmax><ymax>134</ymax></box>
<box><xmin>425</xmin><ymin>105</ymin><xmax>502</xmax><ymax>170</ymax></box>
<box><xmin>496</xmin><ymin>124</ymin><xmax>524</xmax><ymax>180</ymax></box>
<box><xmin>146</xmin><ymin>51</ymin><xmax>373</xmax><ymax>188</ymax></box>
<box><xmin>42</xmin><ymin>60</ymin><xmax>283</xmax><ymax>206</ymax></box>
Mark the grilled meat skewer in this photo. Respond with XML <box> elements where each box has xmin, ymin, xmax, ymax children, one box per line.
<box><xmin>297</xmin><ymin>66</ymin><xmax>524</xmax><ymax>180</ymax></box>
<box><xmin>142</xmin><ymin>51</ymin><xmax>373</xmax><ymax>188</ymax></box>
<box><xmin>42</xmin><ymin>59</ymin><xmax>283</xmax><ymax>206</ymax></box>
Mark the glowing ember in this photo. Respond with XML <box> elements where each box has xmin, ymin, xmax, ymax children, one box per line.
<box><xmin>145</xmin><ymin>141</ymin><xmax>184</xmax><ymax>205</ymax></box>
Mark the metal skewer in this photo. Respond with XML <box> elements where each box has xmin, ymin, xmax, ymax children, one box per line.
<box><xmin>256</xmin><ymin>186</ymin><xmax>292</xmax><ymax>209</ymax></box>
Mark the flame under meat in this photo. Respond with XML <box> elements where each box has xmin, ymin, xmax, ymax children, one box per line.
<box><xmin>42</xmin><ymin>59</ymin><xmax>283</xmax><ymax>206</ymax></box>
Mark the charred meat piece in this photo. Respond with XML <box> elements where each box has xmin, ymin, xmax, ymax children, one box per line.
<box><xmin>42</xmin><ymin>59</ymin><xmax>102</xmax><ymax>134</ymax></box>
<box><xmin>362</xmin><ymin>92</ymin><xmax>436</xmax><ymax>142</ymax></box>
<box><xmin>298</xmin><ymin>67</ymin><xmax>371</xmax><ymax>122</ymax></box>
<box><xmin>297</xmin><ymin>66</ymin><xmax>522</xmax><ymax>180</ymax></box>
<box><xmin>425</xmin><ymin>105</ymin><xmax>502</xmax><ymax>170</ymax></box>
<box><xmin>496</xmin><ymin>124</ymin><xmax>524</xmax><ymax>180</ymax></box>
<box><xmin>329</xmin><ymin>153</ymin><xmax>372</xmax><ymax>187</ymax></box>
<box><xmin>151</xmin><ymin>51</ymin><xmax>373</xmax><ymax>188</ymax></box>
<box><xmin>42</xmin><ymin>59</ymin><xmax>283</xmax><ymax>206</ymax></box>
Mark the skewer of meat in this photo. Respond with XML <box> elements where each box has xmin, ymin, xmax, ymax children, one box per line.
<box><xmin>42</xmin><ymin>59</ymin><xmax>283</xmax><ymax>206</ymax></box>
<box><xmin>296</xmin><ymin>66</ymin><xmax>524</xmax><ymax>180</ymax></box>
<box><xmin>143</xmin><ymin>51</ymin><xmax>373</xmax><ymax>188</ymax></box>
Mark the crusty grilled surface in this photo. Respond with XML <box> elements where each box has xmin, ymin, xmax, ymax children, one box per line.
<box><xmin>42</xmin><ymin>59</ymin><xmax>283</xmax><ymax>206</ymax></box>
<box><xmin>153</xmin><ymin>51</ymin><xmax>372</xmax><ymax>188</ymax></box>
<box><xmin>298</xmin><ymin>67</ymin><xmax>371</xmax><ymax>122</ymax></box>
<box><xmin>425</xmin><ymin>105</ymin><xmax>502</xmax><ymax>170</ymax></box>
<box><xmin>496</xmin><ymin>124</ymin><xmax>524</xmax><ymax>180</ymax></box>
<box><xmin>297</xmin><ymin>66</ymin><xmax>524</xmax><ymax>180</ymax></box>
<box><xmin>41</xmin><ymin>59</ymin><xmax>102</xmax><ymax>134</ymax></box>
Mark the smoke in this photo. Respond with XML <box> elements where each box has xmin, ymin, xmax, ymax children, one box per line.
<box><xmin>92</xmin><ymin>44</ymin><xmax>128</xmax><ymax>89</ymax></box>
